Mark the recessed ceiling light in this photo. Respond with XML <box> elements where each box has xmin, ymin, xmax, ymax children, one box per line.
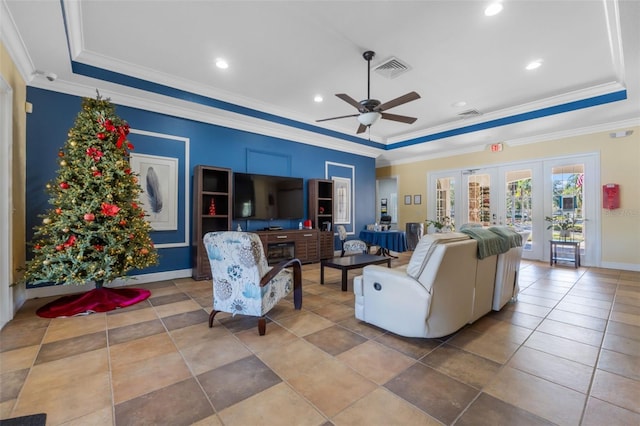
<box><xmin>484</xmin><ymin>2</ymin><xmax>503</xmax><ymax>16</ymax></box>
<box><xmin>525</xmin><ymin>59</ymin><xmax>543</xmax><ymax>70</ymax></box>
<box><xmin>452</xmin><ymin>101</ymin><xmax>467</xmax><ymax>108</ymax></box>
<box><xmin>215</xmin><ymin>58</ymin><xmax>229</xmax><ymax>69</ymax></box>
<box><xmin>314</xmin><ymin>95</ymin><xmax>323</xmax><ymax>103</ymax></box>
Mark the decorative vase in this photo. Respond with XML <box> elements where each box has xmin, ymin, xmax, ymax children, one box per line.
<box><xmin>209</xmin><ymin>199</ymin><xmax>216</xmax><ymax>215</ymax></box>
<box><xmin>560</xmin><ymin>229</ymin><xmax>570</xmax><ymax>240</ymax></box>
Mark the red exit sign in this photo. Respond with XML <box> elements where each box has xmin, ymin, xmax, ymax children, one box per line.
<box><xmin>490</xmin><ymin>143</ymin><xmax>503</xmax><ymax>152</ymax></box>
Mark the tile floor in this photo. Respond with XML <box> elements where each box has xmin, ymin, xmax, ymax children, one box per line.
<box><xmin>1</xmin><ymin>254</ymin><xmax>639</xmax><ymax>425</ymax></box>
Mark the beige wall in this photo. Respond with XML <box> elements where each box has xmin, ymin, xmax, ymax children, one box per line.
<box><xmin>1</xmin><ymin>41</ymin><xmax>27</xmax><ymax>304</ymax></box>
<box><xmin>377</xmin><ymin>127</ymin><xmax>640</xmax><ymax>268</ymax></box>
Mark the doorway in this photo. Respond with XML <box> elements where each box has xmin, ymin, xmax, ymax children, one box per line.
<box><xmin>377</xmin><ymin>177</ymin><xmax>398</xmax><ymax>226</ymax></box>
<box><xmin>428</xmin><ymin>154</ymin><xmax>599</xmax><ymax>265</ymax></box>
<box><xmin>543</xmin><ymin>155</ymin><xmax>598</xmax><ymax>266</ymax></box>
<box><xmin>1</xmin><ymin>76</ymin><xmax>14</xmax><ymax>328</ymax></box>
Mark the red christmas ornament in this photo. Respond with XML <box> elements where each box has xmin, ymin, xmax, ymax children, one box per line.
<box><xmin>59</xmin><ymin>182</ymin><xmax>69</xmax><ymax>189</ymax></box>
<box><xmin>103</xmin><ymin>120</ymin><xmax>116</xmax><ymax>132</ymax></box>
<box><xmin>58</xmin><ymin>151</ymin><xmax>64</xmax><ymax>157</ymax></box>
<box><xmin>84</xmin><ymin>213</ymin><xmax>95</xmax><ymax>222</ymax></box>
<box><xmin>86</xmin><ymin>147</ymin><xmax>104</xmax><ymax>162</ymax></box>
<box><xmin>55</xmin><ymin>245</ymin><xmax>64</xmax><ymax>251</ymax></box>
<box><xmin>97</xmin><ymin>132</ymin><xmax>106</xmax><ymax>140</ymax></box>
<box><xmin>101</xmin><ymin>203</ymin><xmax>121</xmax><ymax>216</ymax></box>
<box><xmin>63</xmin><ymin>235</ymin><xmax>76</xmax><ymax>247</ymax></box>
<box><xmin>55</xmin><ymin>208</ymin><xmax>62</xmax><ymax>214</ymax></box>
<box><xmin>119</xmin><ymin>219</ymin><xmax>127</xmax><ymax>226</ymax></box>
<box><xmin>209</xmin><ymin>199</ymin><xmax>216</xmax><ymax>215</ymax></box>
<box><xmin>92</xmin><ymin>170</ymin><xmax>102</xmax><ymax>177</ymax></box>
<box><xmin>140</xmin><ymin>248</ymin><xmax>149</xmax><ymax>255</ymax></box>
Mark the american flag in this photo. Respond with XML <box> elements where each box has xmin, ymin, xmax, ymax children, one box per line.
<box><xmin>576</xmin><ymin>173</ymin><xmax>584</xmax><ymax>188</ymax></box>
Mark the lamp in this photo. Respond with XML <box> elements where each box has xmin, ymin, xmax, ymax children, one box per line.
<box><xmin>357</xmin><ymin>112</ymin><xmax>381</xmax><ymax>127</ymax></box>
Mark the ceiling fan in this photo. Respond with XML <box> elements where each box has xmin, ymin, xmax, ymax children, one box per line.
<box><xmin>317</xmin><ymin>50</ymin><xmax>421</xmax><ymax>134</ymax></box>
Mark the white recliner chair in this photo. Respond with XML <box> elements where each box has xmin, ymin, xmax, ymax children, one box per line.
<box><xmin>354</xmin><ymin>232</ymin><xmax>498</xmax><ymax>338</ymax></box>
<box><xmin>492</xmin><ymin>230</ymin><xmax>530</xmax><ymax>310</ymax></box>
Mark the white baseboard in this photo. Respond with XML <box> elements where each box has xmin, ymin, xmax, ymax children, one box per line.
<box><xmin>599</xmin><ymin>261</ymin><xmax>640</xmax><ymax>272</ymax></box>
<box><xmin>25</xmin><ymin>269</ymin><xmax>194</xmax><ymax>299</ymax></box>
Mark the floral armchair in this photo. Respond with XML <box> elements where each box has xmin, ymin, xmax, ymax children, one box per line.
<box><xmin>337</xmin><ymin>225</ymin><xmax>368</xmax><ymax>256</ymax></box>
<box><xmin>203</xmin><ymin>231</ymin><xmax>302</xmax><ymax>335</ymax></box>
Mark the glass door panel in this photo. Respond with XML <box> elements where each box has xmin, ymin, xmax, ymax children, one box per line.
<box><xmin>544</xmin><ymin>154</ymin><xmax>597</xmax><ymax>266</ymax></box>
<box><xmin>498</xmin><ymin>163</ymin><xmax>543</xmax><ymax>260</ymax></box>
<box><xmin>505</xmin><ymin>169</ymin><xmax>533</xmax><ymax>253</ymax></box>
<box><xmin>436</xmin><ymin>177</ymin><xmax>456</xmax><ymax>228</ymax></box>
<box><xmin>467</xmin><ymin>173</ymin><xmax>492</xmax><ymax>226</ymax></box>
<box><xmin>550</xmin><ymin>164</ymin><xmax>585</xmax><ymax>256</ymax></box>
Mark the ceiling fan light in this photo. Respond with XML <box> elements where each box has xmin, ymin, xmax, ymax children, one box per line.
<box><xmin>215</xmin><ymin>58</ymin><xmax>229</xmax><ymax>69</ymax></box>
<box><xmin>357</xmin><ymin>112</ymin><xmax>381</xmax><ymax>126</ymax></box>
<box><xmin>484</xmin><ymin>2</ymin><xmax>503</xmax><ymax>16</ymax></box>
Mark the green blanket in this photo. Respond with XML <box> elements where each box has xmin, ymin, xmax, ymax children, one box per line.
<box><xmin>460</xmin><ymin>228</ymin><xmax>505</xmax><ymax>259</ymax></box>
<box><xmin>488</xmin><ymin>226</ymin><xmax>523</xmax><ymax>250</ymax></box>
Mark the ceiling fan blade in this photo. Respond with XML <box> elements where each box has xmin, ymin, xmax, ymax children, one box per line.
<box><xmin>336</xmin><ymin>93</ymin><xmax>365</xmax><ymax>111</ymax></box>
<box><xmin>356</xmin><ymin>124</ymin><xmax>368</xmax><ymax>134</ymax></box>
<box><xmin>375</xmin><ymin>91</ymin><xmax>421</xmax><ymax>112</ymax></box>
<box><xmin>316</xmin><ymin>113</ymin><xmax>359</xmax><ymax>123</ymax></box>
<box><xmin>380</xmin><ymin>112</ymin><xmax>417</xmax><ymax>124</ymax></box>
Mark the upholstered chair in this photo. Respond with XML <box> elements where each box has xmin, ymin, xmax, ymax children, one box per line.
<box><xmin>337</xmin><ymin>225</ymin><xmax>368</xmax><ymax>256</ymax></box>
<box><xmin>203</xmin><ymin>231</ymin><xmax>302</xmax><ymax>335</ymax></box>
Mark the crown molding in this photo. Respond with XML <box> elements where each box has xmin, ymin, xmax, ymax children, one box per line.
<box><xmin>506</xmin><ymin>117</ymin><xmax>640</xmax><ymax>147</ymax></box>
<box><xmin>28</xmin><ymin>77</ymin><xmax>383</xmax><ymax>160</ymax></box>
<box><xmin>386</xmin><ymin>81</ymin><xmax>627</xmax><ymax>146</ymax></box>
<box><xmin>375</xmin><ymin>144</ymin><xmax>487</xmax><ymax>168</ymax></box>
<box><xmin>0</xmin><ymin>0</ymin><xmax>35</xmax><ymax>80</ymax></box>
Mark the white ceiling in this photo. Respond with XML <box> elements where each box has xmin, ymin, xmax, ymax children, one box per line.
<box><xmin>3</xmin><ymin>0</ymin><xmax>639</xmax><ymax>166</ymax></box>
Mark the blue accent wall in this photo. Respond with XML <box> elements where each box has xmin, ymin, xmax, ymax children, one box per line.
<box><xmin>25</xmin><ymin>88</ymin><xmax>376</xmax><ymax>284</ymax></box>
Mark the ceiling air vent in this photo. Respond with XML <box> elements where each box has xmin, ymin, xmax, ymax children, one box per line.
<box><xmin>373</xmin><ymin>57</ymin><xmax>410</xmax><ymax>79</ymax></box>
<box><xmin>458</xmin><ymin>109</ymin><xmax>483</xmax><ymax>119</ymax></box>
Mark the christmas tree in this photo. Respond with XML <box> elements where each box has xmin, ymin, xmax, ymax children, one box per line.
<box><xmin>21</xmin><ymin>94</ymin><xmax>158</xmax><ymax>315</ymax></box>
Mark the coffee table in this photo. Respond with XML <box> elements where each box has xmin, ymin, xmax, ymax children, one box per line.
<box><xmin>321</xmin><ymin>254</ymin><xmax>391</xmax><ymax>291</ymax></box>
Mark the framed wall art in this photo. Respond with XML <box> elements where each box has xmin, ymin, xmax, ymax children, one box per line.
<box><xmin>130</xmin><ymin>153</ymin><xmax>179</xmax><ymax>231</ymax></box>
<box><xmin>333</xmin><ymin>176</ymin><xmax>352</xmax><ymax>225</ymax></box>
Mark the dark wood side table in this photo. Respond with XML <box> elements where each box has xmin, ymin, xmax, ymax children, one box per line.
<box><xmin>549</xmin><ymin>240</ymin><xmax>581</xmax><ymax>268</ymax></box>
<box><xmin>321</xmin><ymin>254</ymin><xmax>391</xmax><ymax>291</ymax></box>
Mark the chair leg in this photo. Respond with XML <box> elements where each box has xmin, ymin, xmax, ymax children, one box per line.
<box><xmin>209</xmin><ymin>310</ymin><xmax>220</xmax><ymax>328</ymax></box>
<box><xmin>258</xmin><ymin>317</ymin><xmax>266</xmax><ymax>336</ymax></box>
<box><xmin>293</xmin><ymin>268</ymin><xmax>302</xmax><ymax>310</ymax></box>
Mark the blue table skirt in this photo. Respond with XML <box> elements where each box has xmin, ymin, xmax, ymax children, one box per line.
<box><xmin>359</xmin><ymin>230</ymin><xmax>408</xmax><ymax>253</ymax></box>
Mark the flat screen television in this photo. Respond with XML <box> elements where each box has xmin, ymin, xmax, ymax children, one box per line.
<box><xmin>233</xmin><ymin>172</ymin><xmax>304</xmax><ymax>220</ymax></box>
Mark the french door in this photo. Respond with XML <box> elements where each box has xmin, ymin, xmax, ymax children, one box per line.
<box><xmin>543</xmin><ymin>155</ymin><xmax>598</xmax><ymax>266</ymax></box>
<box><xmin>428</xmin><ymin>154</ymin><xmax>598</xmax><ymax>265</ymax></box>
<box><xmin>497</xmin><ymin>163</ymin><xmax>542</xmax><ymax>260</ymax></box>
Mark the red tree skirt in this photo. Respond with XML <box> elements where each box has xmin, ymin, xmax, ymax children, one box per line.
<box><xmin>36</xmin><ymin>287</ymin><xmax>151</xmax><ymax>318</ymax></box>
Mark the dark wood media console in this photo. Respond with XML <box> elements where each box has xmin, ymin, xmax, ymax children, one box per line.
<box><xmin>256</xmin><ymin>229</ymin><xmax>329</xmax><ymax>264</ymax></box>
